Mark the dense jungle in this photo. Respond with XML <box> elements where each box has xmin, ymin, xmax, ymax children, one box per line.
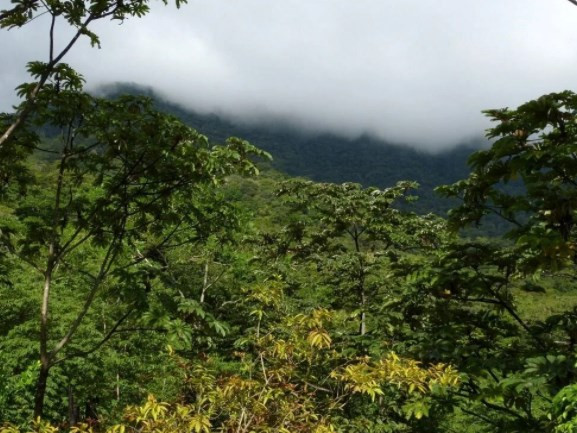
<box><xmin>4</xmin><ymin>1</ymin><xmax>577</xmax><ymax>433</ymax></box>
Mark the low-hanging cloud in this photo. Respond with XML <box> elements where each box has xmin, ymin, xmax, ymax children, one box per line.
<box><xmin>2</xmin><ymin>0</ymin><xmax>577</xmax><ymax>150</ymax></box>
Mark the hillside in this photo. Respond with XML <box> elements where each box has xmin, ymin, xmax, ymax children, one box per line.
<box><xmin>97</xmin><ymin>83</ymin><xmax>482</xmax><ymax>216</ymax></box>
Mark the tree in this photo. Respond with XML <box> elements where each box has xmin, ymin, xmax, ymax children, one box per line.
<box><xmin>276</xmin><ymin>179</ymin><xmax>447</xmax><ymax>338</ymax></box>
<box><xmin>0</xmin><ymin>0</ymin><xmax>275</xmax><ymax>420</ymax></box>
<box><xmin>0</xmin><ymin>0</ymin><xmax>186</xmax><ymax>148</ymax></box>
<box><xmin>438</xmin><ymin>91</ymin><xmax>577</xmax><ymax>271</ymax></box>
<box><xmin>0</xmin><ymin>78</ymin><xmax>269</xmax><ymax>418</ymax></box>
<box><xmin>431</xmin><ymin>91</ymin><xmax>577</xmax><ymax>431</ymax></box>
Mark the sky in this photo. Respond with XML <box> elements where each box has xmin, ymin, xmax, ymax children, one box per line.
<box><xmin>2</xmin><ymin>0</ymin><xmax>577</xmax><ymax>150</ymax></box>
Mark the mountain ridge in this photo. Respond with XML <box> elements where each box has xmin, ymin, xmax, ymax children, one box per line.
<box><xmin>96</xmin><ymin>82</ymin><xmax>483</xmax><ymax>216</ymax></box>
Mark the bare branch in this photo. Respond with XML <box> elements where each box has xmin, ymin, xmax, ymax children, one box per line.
<box><xmin>49</xmin><ymin>10</ymin><xmax>56</xmax><ymax>63</ymax></box>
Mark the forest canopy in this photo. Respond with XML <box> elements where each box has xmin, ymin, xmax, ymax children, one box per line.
<box><xmin>3</xmin><ymin>2</ymin><xmax>577</xmax><ymax>433</ymax></box>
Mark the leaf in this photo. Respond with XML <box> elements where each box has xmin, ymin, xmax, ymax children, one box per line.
<box><xmin>306</xmin><ymin>329</ymin><xmax>332</xmax><ymax>349</ymax></box>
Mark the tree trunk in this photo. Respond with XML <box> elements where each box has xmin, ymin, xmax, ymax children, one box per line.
<box><xmin>68</xmin><ymin>384</ymin><xmax>78</xmax><ymax>426</ymax></box>
<box><xmin>352</xmin><ymin>228</ymin><xmax>367</xmax><ymax>336</ymax></box>
<box><xmin>35</xmin><ymin>258</ymin><xmax>54</xmax><ymax>419</ymax></box>
<box><xmin>200</xmin><ymin>261</ymin><xmax>209</xmax><ymax>304</ymax></box>
<box><xmin>116</xmin><ymin>372</ymin><xmax>120</xmax><ymax>401</ymax></box>
<box><xmin>359</xmin><ymin>289</ymin><xmax>366</xmax><ymax>336</ymax></box>
<box><xmin>33</xmin><ymin>362</ymin><xmax>50</xmax><ymax>419</ymax></box>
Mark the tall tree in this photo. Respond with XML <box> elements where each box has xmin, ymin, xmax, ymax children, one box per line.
<box><xmin>0</xmin><ymin>79</ymin><xmax>269</xmax><ymax>418</ymax></box>
<box><xmin>438</xmin><ymin>91</ymin><xmax>577</xmax><ymax>271</ymax></box>
<box><xmin>277</xmin><ymin>180</ymin><xmax>446</xmax><ymax>338</ymax></box>
<box><xmin>431</xmin><ymin>91</ymin><xmax>577</xmax><ymax>432</ymax></box>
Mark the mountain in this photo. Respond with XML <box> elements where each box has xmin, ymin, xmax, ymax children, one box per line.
<box><xmin>96</xmin><ymin>83</ymin><xmax>483</xmax><ymax>216</ymax></box>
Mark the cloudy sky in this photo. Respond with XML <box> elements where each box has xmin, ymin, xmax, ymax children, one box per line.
<box><xmin>2</xmin><ymin>0</ymin><xmax>577</xmax><ymax>150</ymax></box>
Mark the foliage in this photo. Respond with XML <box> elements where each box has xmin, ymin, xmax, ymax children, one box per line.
<box><xmin>0</xmin><ymin>66</ymin><xmax>270</xmax><ymax>418</ymax></box>
<box><xmin>275</xmin><ymin>179</ymin><xmax>448</xmax><ymax>338</ymax></box>
<box><xmin>6</xmin><ymin>1</ymin><xmax>577</xmax><ymax>429</ymax></box>
<box><xmin>103</xmin><ymin>82</ymin><xmax>479</xmax><ymax>220</ymax></box>
<box><xmin>438</xmin><ymin>91</ymin><xmax>577</xmax><ymax>270</ymax></box>
<box><xmin>435</xmin><ymin>91</ymin><xmax>577</xmax><ymax>431</ymax></box>
<box><xmin>0</xmin><ymin>284</ymin><xmax>459</xmax><ymax>433</ymax></box>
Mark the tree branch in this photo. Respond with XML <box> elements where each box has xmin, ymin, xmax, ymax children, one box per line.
<box><xmin>49</xmin><ymin>226</ymin><xmax>125</xmax><ymax>361</ymax></box>
<box><xmin>48</xmin><ymin>5</ymin><xmax>56</xmax><ymax>63</ymax></box>
<box><xmin>478</xmin><ymin>273</ymin><xmax>547</xmax><ymax>350</ymax></box>
<box><xmin>459</xmin><ymin>406</ymin><xmax>499</xmax><ymax>427</ymax></box>
<box><xmin>54</xmin><ymin>306</ymin><xmax>136</xmax><ymax>364</ymax></box>
<box><xmin>0</xmin><ymin>10</ymin><xmax>97</xmax><ymax>148</ymax></box>
<box><xmin>480</xmin><ymin>399</ymin><xmax>528</xmax><ymax>422</ymax></box>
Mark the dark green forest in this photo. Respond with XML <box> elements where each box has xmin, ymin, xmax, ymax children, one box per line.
<box><xmin>3</xmin><ymin>2</ymin><xmax>577</xmax><ymax>433</ymax></box>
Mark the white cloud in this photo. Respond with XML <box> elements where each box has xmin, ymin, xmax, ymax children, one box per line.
<box><xmin>2</xmin><ymin>0</ymin><xmax>577</xmax><ymax>149</ymax></box>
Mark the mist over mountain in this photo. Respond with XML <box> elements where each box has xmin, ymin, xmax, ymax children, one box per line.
<box><xmin>97</xmin><ymin>82</ymin><xmax>484</xmax><ymax>215</ymax></box>
<box><xmin>3</xmin><ymin>1</ymin><xmax>577</xmax><ymax>153</ymax></box>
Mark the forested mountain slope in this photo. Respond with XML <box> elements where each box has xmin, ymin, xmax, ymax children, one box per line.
<box><xmin>98</xmin><ymin>83</ymin><xmax>481</xmax><ymax>215</ymax></box>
